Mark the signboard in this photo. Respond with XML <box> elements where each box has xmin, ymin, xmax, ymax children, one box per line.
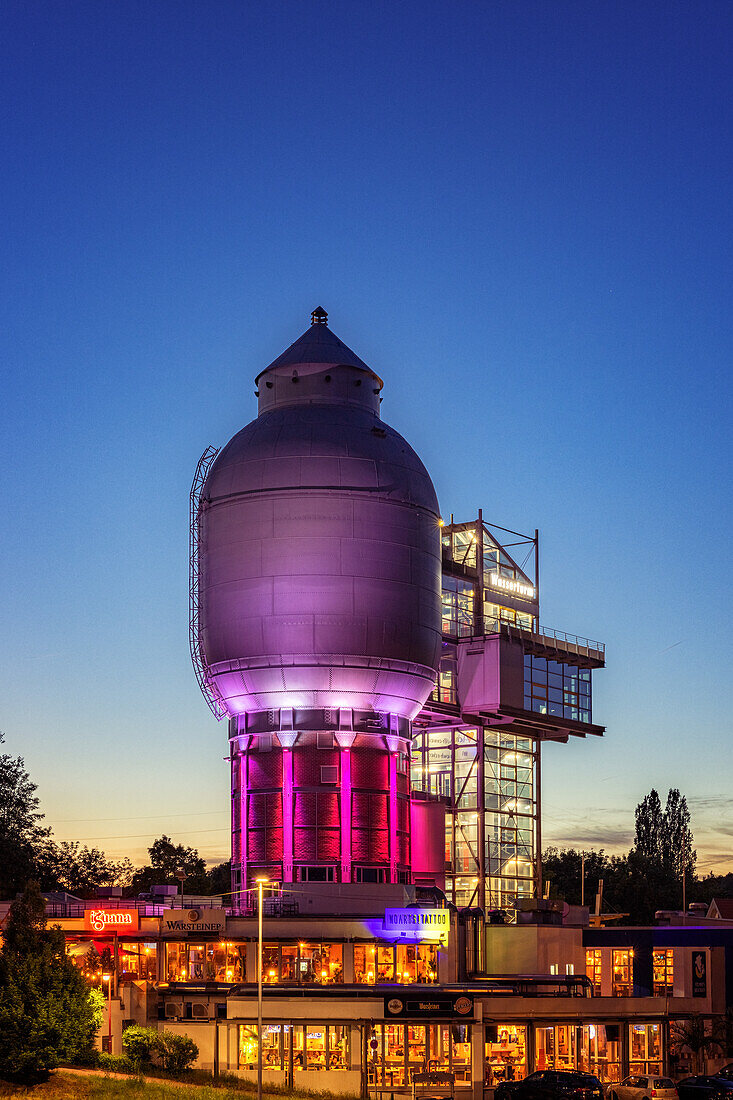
<box><xmin>383</xmin><ymin>908</ymin><xmax>450</xmax><ymax>941</ymax></box>
<box><xmin>162</xmin><ymin>908</ymin><xmax>226</xmax><ymax>935</ymax></box>
<box><xmin>384</xmin><ymin>994</ymin><xmax>473</xmax><ymax>1019</ymax></box>
<box><xmin>84</xmin><ymin>909</ymin><xmax>140</xmax><ymax>934</ymax></box>
<box><xmin>692</xmin><ymin>951</ymin><xmax>707</xmax><ymax>997</ymax></box>
<box><xmin>488</xmin><ymin>572</ymin><xmax>535</xmax><ymax>601</ymax></box>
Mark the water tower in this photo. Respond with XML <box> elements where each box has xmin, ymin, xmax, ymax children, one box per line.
<box><xmin>190</xmin><ymin>309</ymin><xmax>442</xmax><ymax>897</ymax></box>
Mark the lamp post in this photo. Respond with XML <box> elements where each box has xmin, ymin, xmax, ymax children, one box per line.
<box><xmin>256</xmin><ymin>877</ymin><xmax>268</xmax><ymax>1100</ymax></box>
<box><xmin>102</xmin><ymin>972</ymin><xmax>112</xmax><ymax>1053</ymax></box>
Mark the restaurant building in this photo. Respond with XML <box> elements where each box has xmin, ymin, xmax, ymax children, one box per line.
<box><xmin>30</xmin><ymin>888</ymin><xmax>731</xmax><ymax>1095</ymax></box>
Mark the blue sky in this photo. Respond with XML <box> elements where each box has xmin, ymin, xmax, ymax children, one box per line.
<box><xmin>1</xmin><ymin>1</ymin><xmax>731</xmax><ymax>873</ymax></box>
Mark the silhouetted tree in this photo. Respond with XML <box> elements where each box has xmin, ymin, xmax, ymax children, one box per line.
<box><xmin>130</xmin><ymin>835</ymin><xmax>209</xmax><ymax>895</ymax></box>
<box><xmin>0</xmin><ymin>734</ymin><xmax>52</xmax><ymax>899</ymax></box>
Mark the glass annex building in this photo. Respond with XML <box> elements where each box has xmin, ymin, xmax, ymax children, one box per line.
<box><xmin>412</xmin><ymin>513</ymin><xmax>605</xmax><ymax>910</ymax></box>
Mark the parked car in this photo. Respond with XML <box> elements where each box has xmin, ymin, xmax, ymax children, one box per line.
<box><xmin>717</xmin><ymin>1071</ymin><xmax>733</xmax><ymax>1084</ymax></box>
<box><xmin>495</xmin><ymin>1070</ymin><xmax>604</xmax><ymax>1100</ymax></box>
<box><xmin>676</xmin><ymin>1078</ymin><xmax>733</xmax><ymax>1100</ymax></box>
<box><xmin>607</xmin><ymin>1076</ymin><xmax>678</xmax><ymax>1100</ymax></box>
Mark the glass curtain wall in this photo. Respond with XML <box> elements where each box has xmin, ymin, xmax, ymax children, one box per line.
<box><xmin>411</xmin><ymin>726</ymin><xmax>537</xmax><ymax>908</ymax></box>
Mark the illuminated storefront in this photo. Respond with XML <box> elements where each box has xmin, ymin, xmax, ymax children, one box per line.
<box><xmin>536</xmin><ymin>1024</ymin><xmax>577</xmax><ymax>1072</ymax></box>
<box><xmin>367</xmin><ymin>1022</ymin><xmax>472</xmax><ymax>1087</ymax></box>
<box><xmin>239</xmin><ymin>1024</ymin><xmax>350</xmax><ymax>1072</ymax></box>
<box><xmin>485</xmin><ymin>1024</ymin><xmax>528</xmax><ymax>1085</ymax></box>
<box><xmin>579</xmin><ymin>1023</ymin><xmax>622</xmax><ymax>1083</ymax></box>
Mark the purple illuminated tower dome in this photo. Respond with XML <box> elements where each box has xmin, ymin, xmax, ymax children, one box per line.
<box><xmin>191</xmin><ymin>308</ymin><xmax>442</xmax><ymax>896</ymax></box>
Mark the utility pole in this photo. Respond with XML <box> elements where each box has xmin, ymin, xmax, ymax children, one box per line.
<box><xmin>256</xmin><ymin>877</ymin><xmax>268</xmax><ymax>1100</ymax></box>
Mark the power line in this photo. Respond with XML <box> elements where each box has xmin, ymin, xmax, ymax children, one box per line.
<box><xmin>53</xmin><ymin>827</ymin><xmax>229</xmax><ymax>843</ymax></box>
<box><xmin>50</xmin><ymin>809</ymin><xmax>227</xmax><ymax>824</ymax></box>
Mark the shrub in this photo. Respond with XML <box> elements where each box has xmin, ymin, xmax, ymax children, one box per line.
<box><xmin>121</xmin><ymin>1024</ymin><xmax>159</xmax><ymax>1067</ymax></box>
<box><xmin>155</xmin><ymin>1030</ymin><xmax>198</xmax><ymax>1073</ymax></box>
<box><xmin>0</xmin><ymin>883</ymin><xmax>98</xmax><ymax>1083</ymax></box>
<box><xmin>98</xmin><ymin>1051</ymin><xmax>135</xmax><ymax>1073</ymax></box>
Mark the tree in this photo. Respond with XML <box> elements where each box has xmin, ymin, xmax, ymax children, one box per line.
<box><xmin>662</xmin><ymin>788</ymin><xmax>696</xmax><ymax>881</ymax></box>
<box><xmin>634</xmin><ymin>789</ymin><xmax>664</xmax><ymax>865</ymax></box>
<box><xmin>670</xmin><ymin>1015</ymin><xmax>725</xmax><ymax>1074</ymax></box>
<box><xmin>130</xmin><ymin>835</ymin><xmax>209</xmax><ymax>895</ymax></box>
<box><xmin>633</xmin><ymin>787</ymin><xmax>696</xmax><ymax>892</ymax></box>
<box><xmin>45</xmin><ymin>841</ymin><xmax>135</xmax><ymax>895</ymax></box>
<box><xmin>0</xmin><ymin>882</ymin><xmax>98</xmax><ymax>1083</ymax></box>
<box><xmin>543</xmin><ymin>847</ymin><xmax>612</xmax><ymax>907</ymax></box>
<box><xmin>0</xmin><ymin>733</ymin><xmax>52</xmax><ymax>899</ymax></box>
<box><xmin>207</xmin><ymin>860</ymin><xmax>232</xmax><ymax>897</ymax></box>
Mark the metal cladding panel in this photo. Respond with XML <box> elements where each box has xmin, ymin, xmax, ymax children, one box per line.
<box><xmin>410</xmin><ymin>798</ymin><xmax>447</xmax><ymax>885</ymax></box>
<box><xmin>198</xmin><ymin>398</ymin><xmax>441</xmax><ymax>720</ymax></box>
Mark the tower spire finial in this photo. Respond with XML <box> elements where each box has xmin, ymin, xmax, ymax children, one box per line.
<box><xmin>311</xmin><ymin>306</ymin><xmax>328</xmax><ymax>326</ymax></box>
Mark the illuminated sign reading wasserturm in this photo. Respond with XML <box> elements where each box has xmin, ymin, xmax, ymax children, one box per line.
<box><xmin>383</xmin><ymin>908</ymin><xmax>450</xmax><ymax>940</ymax></box>
<box><xmin>488</xmin><ymin>572</ymin><xmax>535</xmax><ymax>600</ymax></box>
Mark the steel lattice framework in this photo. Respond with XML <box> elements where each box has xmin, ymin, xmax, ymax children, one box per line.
<box><xmin>189</xmin><ymin>445</ymin><xmax>226</xmax><ymax>719</ymax></box>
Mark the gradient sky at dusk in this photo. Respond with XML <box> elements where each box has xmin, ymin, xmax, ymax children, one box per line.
<box><xmin>2</xmin><ymin>1</ymin><xmax>731</xmax><ymax>874</ymax></box>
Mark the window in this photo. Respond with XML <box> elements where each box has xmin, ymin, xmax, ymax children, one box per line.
<box><xmin>612</xmin><ymin>950</ymin><xmax>633</xmax><ymax>996</ymax></box>
<box><xmin>354</xmin><ymin>866</ymin><xmax>386</xmax><ymax>883</ymax></box>
<box><xmin>320</xmin><ymin>765</ymin><xmax>338</xmax><ymax>784</ymax></box>
<box><xmin>579</xmin><ymin>1023</ymin><xmax>622</xmax><ymax>1084</ymax></box>
<box><xmin>368</xmin><ymin>1022</ymin><xmax>471</xmax><ymax>1087</ymax></box>
<box><xmin>653</xmin><ymin>949</ymin><xmax>673</xmax><ymax>996</ymax></box>
<box><xmin>240</xmin><ymin>1024</ymin><xmax>349</xmax><ymax>1071</ymax></box>
<box><xmin>586</xmin><ymin>949</ymin><xmax>602</xmax><ymax>995</ymax></box>
<box><xmin>165</xmin><ymin>941</ymin><xmax>245</xmax><ymax>983</ymax></box>
<box><xmin>441</xmin><ymin>575</ymin><xmax>475</xmax><ymax>637</ymax></box>
<box><xmin>354</xmin><ymin>942</ymin><xmax>438</xmax><ymax>985</ymax></box>
<box><xmin>117</xmin><ymin>942</ymin><xmax>157</xmax><ymax>983</ymax></box>
<box><xmin>535</xmin><ymin>1025</ymin><xmax>576</xmax><ymax>1071</ymax></box>
<box><xmin>260</xmin><ymin>942</ymin><xmax>342</xmax><ymax>984</ymax></box>
<box><xmin>484</xmin><ymin>602</ymin><xmax>533</xmax><ymax>634</ymax></box>
<box><xmin>432</xmin><ymin>648</ymin><xmax>458</xmax><ymax>704</ymax></box>
<box><xmin>485</xmin><ymin>1024</ymin><xmax>527</xmax><ymax>1086</ymax></box>
<box><xmin>300</xmin><ymin>865</ymin><xmax>336</xmax><ymax>882</ymax></box>
<box><xmin>523</xmin><ymin>655</ymin><xmax>592</xmax><ymax>724</ymax></box>
<box><xmin>629</xmin><ymin>1023</ymin><xmax>661</xmax><ymax>1075</ymax></box>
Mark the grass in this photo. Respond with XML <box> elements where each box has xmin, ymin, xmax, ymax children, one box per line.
<box><xmin>0</xmin><ymin>1070</ymin><xmax>362</xmax><ymax>1100</ymax></box>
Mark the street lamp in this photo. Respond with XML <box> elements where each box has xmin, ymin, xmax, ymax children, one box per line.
<box><xmin>102</xmin><ymin>972</ymin><xmax>112</xmax><ymax>1053</ymax></box>
<box><xmin>256</xmin><ymin>877</ymin><xmax>268</xmax><ymax>1100</ymax></box>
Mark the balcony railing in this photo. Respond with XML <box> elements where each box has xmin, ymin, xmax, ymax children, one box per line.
<box><xmin>513</xmin><ymin>623</ymin><xmax>604</xmax><ymax>655</ymax></box>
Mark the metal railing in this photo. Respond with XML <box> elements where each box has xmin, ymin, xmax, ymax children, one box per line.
<box><xmin>515</xmin><ymin>623</ymin><xmax>604</xmax><ymax>654</ymax></box>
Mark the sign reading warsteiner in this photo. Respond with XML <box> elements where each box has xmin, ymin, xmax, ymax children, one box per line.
<box><xmin>84</xmin><ymin>909</ymin><xmax>140</xmax><ymax>933</ymax></box>
<box><xmin>162</xmin><ymin>908</ymin><xmax>226</xmax><ymax>935</ymax></box>
<box><xmin>383</xmin><ymin>908</ymin><xmax>450</xmax><ymax>940</ymax></box>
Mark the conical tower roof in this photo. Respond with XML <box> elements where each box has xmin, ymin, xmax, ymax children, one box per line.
<box><xmin>255</xmin><ymin>307</ymin><xmax>381</xmax><ymax>383</ymax></box>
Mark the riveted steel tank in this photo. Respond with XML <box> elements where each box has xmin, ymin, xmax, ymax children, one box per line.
<box><xmin>196</xmin><ymin>312</ymin><xmax>442</xmax><ymax>723</ymax></box>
